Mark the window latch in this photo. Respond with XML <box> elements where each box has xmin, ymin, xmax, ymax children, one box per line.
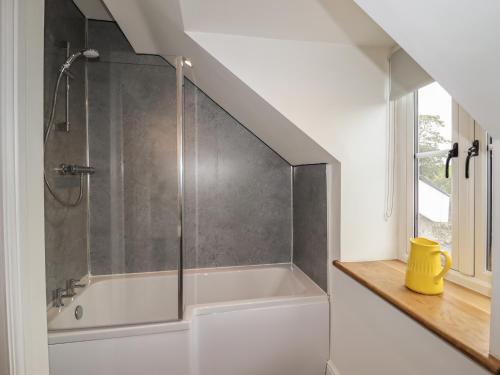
<box><xmin>445</xmin><ymin>142</ymin><xmax>459</xmax><ymax>178</ymax></box>
<box><xmin>465</xmin><ymin>140</ymin><xmax>479</xmax><ymax>179</ymax></box>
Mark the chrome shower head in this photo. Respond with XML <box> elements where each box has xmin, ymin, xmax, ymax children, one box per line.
<box><xmin>82</xmin><ymin>49</ymin><xmax>100</xmax><ymax>59</ymax></box>
<box><xmin>60</xmin><ymin>48</ymin><xmax>100</xmax><ymax>72</ymax></box>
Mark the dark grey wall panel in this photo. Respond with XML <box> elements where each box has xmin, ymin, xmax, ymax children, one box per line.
<box><xmin>293</xmin><ymin>164</ymin><xmax>327</xmax><ymax>291</ymax></box>
<box><xmin>86</xmin><ymin>20</ymin><xmax>167</xmax><ymax>66</ymax></box>
<box><xmin>184</xmin><ymin>82</ymin><xmax>292</xmax><ymax>268</ymax></box>
<box><xmin>44</xmin><ymin>0</ymin><xmax>88</xmax><ymax>302</ymax></box>
<box><xmin>87</xmin><ymin>21</ymin><xmax>292</xmax><ymax>274</ymax></box>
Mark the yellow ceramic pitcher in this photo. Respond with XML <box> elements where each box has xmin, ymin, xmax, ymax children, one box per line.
<box><xmin>405</xmin><ymin>238</ymin><xmax>452</xmax><ymax>295</ymax></box>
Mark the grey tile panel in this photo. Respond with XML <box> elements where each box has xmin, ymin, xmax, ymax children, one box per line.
<box><xmin>183</xmin><ymin>81</ymin><xmax>292</xmax><ymax>268</ymax></box>
<box><xmin>44</xmin><ymin>0</ymin><xmax>88</xmax><ymax>302</ymax></box>
<box><xmin>293</xmin><ymin>164</ymin><xmax>328</xmax><ymax>291</ymax></box>
<box><xmin>87</xmin><ymin>20</ymin><xmax>168</xmax><ymax>66</ymax></box>
<box><xmin>87</xmin><ymin>20</ymin><xmax>293</xmax><ymax>275</ymax></box>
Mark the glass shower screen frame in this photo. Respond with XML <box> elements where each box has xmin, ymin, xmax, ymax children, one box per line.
<box><xmin>46</xmin><ymin>54</ymin><xmax>187</xmax><ymax>332</ymax></box>
<box><xmin>175</xmin><ymin>56</ymin><xmax>184</xmax><ymax>321</ymax></box>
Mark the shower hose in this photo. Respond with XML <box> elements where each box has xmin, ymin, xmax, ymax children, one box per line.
<box><xmin>44</xmin><ymin>71</ymin><xmax>85</xmax><ymax>207</ymax></box>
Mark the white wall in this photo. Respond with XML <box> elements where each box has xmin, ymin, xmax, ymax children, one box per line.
<box><xmin>188</xmin><ymin>32</ymin><xmax>398</xmax><ymax>262</ymax></box>
<box><xmin>331</xmin><ymin>268</ymin><xmax>490</xmax><ymax>374</ymax></box>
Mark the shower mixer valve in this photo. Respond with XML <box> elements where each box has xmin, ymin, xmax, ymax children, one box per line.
<box><xmin>55</xmin><ymin>163</ymin><xmax>95</xmax><ymax>176</ymax></box>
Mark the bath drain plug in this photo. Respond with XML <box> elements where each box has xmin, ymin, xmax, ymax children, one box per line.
<box><xmin>74</xmin><ymin>305</ymin><xmax>83</xmax><ymax>320</ymax></box>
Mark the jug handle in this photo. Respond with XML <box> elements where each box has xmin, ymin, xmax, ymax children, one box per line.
<box><xmin>433</xmin><ymin>251</ymin><xmax>452</xmax><ymax>283</ymax></box>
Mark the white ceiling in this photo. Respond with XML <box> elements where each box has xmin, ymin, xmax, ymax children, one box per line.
<box><xmin>180</xmin><ymin>0</ymin><xmax>395</xmax><ymax>46</ymax></box>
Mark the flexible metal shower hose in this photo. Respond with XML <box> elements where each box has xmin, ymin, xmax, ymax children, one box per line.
<box><xmin>44</xmin><ymin>70</ymin><xmax>85</xmax><ymax>207</ymax></box>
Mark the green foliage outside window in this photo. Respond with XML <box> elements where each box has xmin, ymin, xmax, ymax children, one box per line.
<box><xmin>418</xmin><ymin>114</ymin><xmax>452</xmax><ymax>195</ymax></box>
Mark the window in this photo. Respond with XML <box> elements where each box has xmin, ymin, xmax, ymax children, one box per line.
<box><xmin>414</xmin><ymin>83</ymin><xmax>453</xmax><ymax>253</ymax></box>
<box><xmin>397</xmin><ymin>82</ymin><xmax>492</xmax><ymax>294</ymax></box>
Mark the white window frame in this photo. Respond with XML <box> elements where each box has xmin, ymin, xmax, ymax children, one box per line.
<box><xmin>396</xmin><ymin>91</ymin><xmax>492</xmax><ymax>296</ymax></box>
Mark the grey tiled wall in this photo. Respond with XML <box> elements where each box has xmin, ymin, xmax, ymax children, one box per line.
<box><xmin>87</xmin><ymin>21</ymin><xmax>292</xmax><ymax>274</ymax></box>
<box><xmin>183</xmin><ymin>82</ymin><xmax>292</xmax><ymax>268</ymax></box>
<box><xmin>293</xmin><ymin>164</ymin><xmax>328</xmax><ymax>291</ymax></box>
<box><xmin>44</xmin><ymin>0</ymin><xmax>88</xmax><ymax>302</ymax></box>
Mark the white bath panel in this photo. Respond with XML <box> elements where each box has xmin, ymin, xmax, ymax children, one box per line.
<box><xmin>192</xmin><ymin>302</ymin><xmax>329</xmax><ymax>375</ymax></box>
<box><xmin>48</xmin><ymin>329</ymin><xmax>191</xmax><ymax>375</ymax></box>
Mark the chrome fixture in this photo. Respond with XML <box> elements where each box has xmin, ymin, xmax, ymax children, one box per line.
<box><xmin>52</xmin><ymin>278</ymin><xmax>86</xmax><ymax>307</ymax></box>
<box><xmin>53</xmin><ymin>288</ymin><xmax>68</xmax><ymax>308</ymax></box>
<box><xmin>56</xmin><ymin>164</ymin><xmax>95</xmax><ymax>176</ymax></box>
<box><xmin>44</xmin><ymin>45</ymin><xmax>100</xmax><ymax>207</ymax></box>
<box><xmin>65</xmin><ymin>278</ymin><xmax>86</xmax><ymax>297</ymax></box>
<box><xmin>74</xmin><ymin>305</ymin><xmax>84</xmax><ymax>320</ymax></box>
<box><xmin>60</xmin><ymin>49</ymin><xmax>100</xmax><ymax>74</ymax></box>
<box><xmin>56</xmin><ymin>41</ymin><xmax>72</xmax><ymax>133</ymax></box>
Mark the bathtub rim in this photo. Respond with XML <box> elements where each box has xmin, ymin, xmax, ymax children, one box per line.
<box><xmin>46</xmin><ymin>262</ymin><xmax>311</xmax><ymax>311</ymax></box>
<box><xmin>47</xmin><ymin>263</ymin><xmax>328</xmax><ymax>345</ymax></box>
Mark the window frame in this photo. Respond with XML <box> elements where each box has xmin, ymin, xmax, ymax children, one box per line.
<box><xmin>396</xmin><ymin>90</ymin><xmax>492</xmax><ymax>296</ymax></box>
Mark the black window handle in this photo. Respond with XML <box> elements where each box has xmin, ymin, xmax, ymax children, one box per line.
<box><xmin>465</xmin><ymin>140</ymin><xmax>479</xmax><ymax>179</ymax></box>
<box><xmin>445</xmin><ymin>142</ymin><xmax>459</xmax><ymax>178</ymax></box>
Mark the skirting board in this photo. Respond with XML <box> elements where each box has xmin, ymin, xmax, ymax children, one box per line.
<box><xmin>326</xmin><ymin>360</ymin><xmax>340</xmax><ymax>375</ymax></box>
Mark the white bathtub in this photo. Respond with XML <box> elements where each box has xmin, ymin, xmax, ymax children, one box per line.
<box><xmin>48</xmin><ymin>264</ymin><xmax>329</xmax><ymax>375</ymax></box>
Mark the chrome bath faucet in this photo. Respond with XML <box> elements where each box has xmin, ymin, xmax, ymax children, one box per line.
<box><xmin>53</xmin><ymin>288</ymin><xmax>68</xmax><ymax>308</ymax></box>
<box><xmin>52</xmin><ymin>278</ymin><xmax>86</xmax><ymax>308</ymax></box>
<box><xmin>65</xmin><ymin>278</ymin><xmax>85</xmax><ymax>297</ymax></box>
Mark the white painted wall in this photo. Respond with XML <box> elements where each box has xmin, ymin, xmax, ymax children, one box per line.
<box><xmin>331</xmin><ymin>268</ymin><xmax>490</xmax><ymax>374</ymax></box>
<box><xmin>352</xmin><ymin>0</ymin><xmax>500</xmax><ymax>139</ymax></box>
<box><xmin>188</xmin><ymin>32</ymin><xmax>397</xmax><ymax>262</ymax></box>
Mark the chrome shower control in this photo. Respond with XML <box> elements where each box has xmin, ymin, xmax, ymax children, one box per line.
<box><xmin>55</xmin><ymin>163</ymin><xmax>95</xmax><ymax>175</ymax></box>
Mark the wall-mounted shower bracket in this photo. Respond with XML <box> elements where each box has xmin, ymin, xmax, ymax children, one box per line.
<box><xmin>56</xmin><ymin>40</ymin><xmax>71</xmax><ymax>132</ymax></box>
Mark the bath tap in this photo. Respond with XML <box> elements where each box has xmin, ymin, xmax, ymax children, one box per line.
<box><xmin>53</xmin><ymin>288</ymin><xmax>69</xmax><ymax>308</ymax></box>
<box><xmin>65</xmin><ymin>278</ymin><xmax>85</xmax><ymax>297</ymax></box>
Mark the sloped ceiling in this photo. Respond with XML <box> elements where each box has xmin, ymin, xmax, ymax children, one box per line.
<box><xmin>99</xmin><ymin>0</ymin><xmax>339</xmax><ymax>165</ymax></box>
<box><xmin>73</xmin><ymin>0</ymin><xmax>113</xmax><ymax>20</ymax></box>
<box><xmin>353</xmin><ymin>0</ymin><xmax>500</xmax><ymax>138</ymax></box>
<box><xmin>181</xmin><ymin>0</ymin><xmax>394</xmax><ymax>46</ymax></box>
<box><xmin>90</xmin><ymin>0</ymin><xmax>395</xmax><ymax>165</ymax></box>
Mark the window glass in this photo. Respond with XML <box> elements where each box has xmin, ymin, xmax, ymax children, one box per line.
<box><xmin>415</xmin><ymin>83</ymin><xmax>453</xmax><ymax>252</ymax></box>
<box><xmin>417</xmin><ymin>82</ymin><xmax>452</xmax><ymax>152</ymax></box>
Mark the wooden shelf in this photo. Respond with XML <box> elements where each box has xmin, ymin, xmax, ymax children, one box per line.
<box><xmin>333</xmin><ymin>259</ymin><xmax>500</xmax><ymax>374</ymax></box>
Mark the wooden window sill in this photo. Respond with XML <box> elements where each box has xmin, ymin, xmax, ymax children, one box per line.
<box><xmin>333</xmin><ymin>259</ymin><xmax>500</xmax><ymax>374</ymax></box>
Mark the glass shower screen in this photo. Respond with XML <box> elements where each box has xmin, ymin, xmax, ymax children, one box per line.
<box><xmin>46</xmin><ymin>54</ymin><xmax>184</xmax><ymax>331</ymax></box>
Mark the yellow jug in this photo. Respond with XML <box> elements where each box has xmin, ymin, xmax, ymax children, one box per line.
<box><xmin>405</xmin><ymin>237</ymin><xmax>452</xmax><ymax>295</ymax></box>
